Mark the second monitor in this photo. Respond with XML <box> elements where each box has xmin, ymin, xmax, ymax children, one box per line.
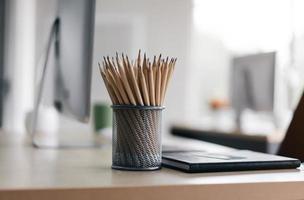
<box><xmin>231</xmin><ymin>52</ymin><xmax>276</xmax><ymax>131</ymax></box>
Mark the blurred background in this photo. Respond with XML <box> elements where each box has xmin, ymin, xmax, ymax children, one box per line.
<box><xmin>1</xmin><ymin>0</ymin><xmax>304</xmax><ymax>150</ymax></box>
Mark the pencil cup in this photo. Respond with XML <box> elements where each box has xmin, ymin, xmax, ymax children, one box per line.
<box><xmin>111</xmin><ymin>105</ymin><xmax>164</xmax><ymax>171</ymax></box>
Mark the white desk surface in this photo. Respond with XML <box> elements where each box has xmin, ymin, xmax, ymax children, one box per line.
<box><xmin>1</xmin><ymin>131</ymin><xmax>304</xmax><ymax>200</ymax></box>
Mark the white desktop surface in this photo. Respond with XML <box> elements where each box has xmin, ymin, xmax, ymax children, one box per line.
<box><xmin>0</xmin><ymin>131</ymin><xmax>304</xmax><ymax>200</ymax></box>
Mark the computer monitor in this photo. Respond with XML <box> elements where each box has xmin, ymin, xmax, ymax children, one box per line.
<box><xmin>32</xmin><ymin>0</ymin><xmax>95</xmax><ymax>147</ymax></box>
<box><xmin>55</xmin><ymin>0</ymin><xmax>95</xmax><ymax>122</ymax></box>
<box><xmin>0</xmin><ymin>0</ymin><xmax>5</xmax><ymax>127</ymax></box>
<box><xmin>230</xmin><ymin>52</ymin><xmax>276</xmax><ymax>130</ymax></box>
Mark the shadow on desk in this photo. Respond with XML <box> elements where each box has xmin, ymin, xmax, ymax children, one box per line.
<box><xmin>163</xmin><ymin>166</ymin><xmax>301</xmax><ymax>178</ymax></box>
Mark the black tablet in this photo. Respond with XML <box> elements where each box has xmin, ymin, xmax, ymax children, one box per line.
<box><xmin>162</xmin><ymin>150</ymin><xmax>301</xmax><ymax>173</ymax></box>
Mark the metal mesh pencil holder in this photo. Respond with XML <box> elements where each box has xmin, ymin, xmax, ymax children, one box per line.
<box><xmin>111</xmin><ymin>105</ymin><xmax>164</xmax><ymax>171</ymax></box>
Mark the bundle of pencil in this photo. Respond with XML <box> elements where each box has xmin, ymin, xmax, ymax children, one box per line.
<box><xmin>98</xmin><ymin>51</ymin><xmax>176</xmax><ymax>169</ymax></box>
<box><xmin>98</xmin><ymin>50</ymin><xmax>176</xmax><ymax>106</ymax></box>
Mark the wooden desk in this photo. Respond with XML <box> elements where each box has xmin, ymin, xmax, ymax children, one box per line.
<box><xmin>0</xmin><ymin>132</ymin><xmax>304</xmax><ymax>200</ymax></box>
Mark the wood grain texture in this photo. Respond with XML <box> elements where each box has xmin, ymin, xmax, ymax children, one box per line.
<box><xmin>1</xmin><ymin>182</ymin><xmax>304</xmax><ymax>200</ymax></box>
<box><xmin>0</xmin><ymin>132</ymin><xmax>304</xmax><ymax>200</ymax></box>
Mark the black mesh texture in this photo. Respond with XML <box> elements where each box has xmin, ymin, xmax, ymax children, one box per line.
<box><xmin>112</xmin><ymin>106</ymin><xmax>163</xmax><ymax>170</ymax></box>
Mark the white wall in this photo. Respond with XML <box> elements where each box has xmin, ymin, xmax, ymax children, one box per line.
<box><xmin>3</xmin><ymin>0</ymin><xmax>36</xmax><ymax>134</ymax></box>
<box><xmin>3</xmin><ymin>0</ymin><xmax>194</xmax><ymax>135</ymax></box>
<box><xmin>5</xmin><ymin>0</ymin><xmax>303</xmax><ymax>136</ymax></box>
<box><xmin>91</xmin><ymin>0</ymin><xmax>193</xmax><ymax>134</ymax></box>
<box><xmin>186</xmin><ymin>32</ymin><xmax>230</xmax><ymax>120</ymax></box>
<box><xmin>188</xmin><ymin>0</ymin><xmax>304</xmax><ymax>132</ymax></box>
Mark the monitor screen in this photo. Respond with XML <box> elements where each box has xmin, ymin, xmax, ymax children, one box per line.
<box><xmin>231</xmin><ymin>52</ymin><xmax>276</xmax><ymax>113</ymax></box>
<box><xmin>54</xmin><ymin>0</ymin><xmax>95</xmax><ymax>122</ymax></box>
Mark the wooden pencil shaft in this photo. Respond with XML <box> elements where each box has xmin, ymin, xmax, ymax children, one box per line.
<box><xmin>163</xmin><ymin>58</ymin><xmax>176</xmax><ymax>102</ymax></box>
<box><xmin>116</xmin><ymin>55</ymin><xmax>137</xmax><ymax>105</ymax></box>
<box><xmin>155</xmin><ymin>61</ymin><xmax>163</xmax><ymax>106</ymax></box>
<box><xmin>143</xmin><ymin>56</ymin><xmax>150</xmax><ymax>96</ymax></box>
<box><xmin>160</xmin><ymin>59</ymin><xmax>168</xmax><ymax>104</ymax></box>
<box><xmin>99</xmin><ymin>64</ymin><xmax>116</xmax><ymax>104</ymax></box>
<box><xmin>109</xmin><ymin>68</ymin><xmax>130</xmax><ymax>104</ymax></box>
<box><xmin>126</xmin><ymin>56</ymin><xmax>144</xmax><ymax>106</ymax></box>
<box><xmin>137</xmin><ymin>50</ymin><xmax>141</xmax><ymax>67</ymax></box>
<box><xmin>101</xmin><ymin>73</ymin><xmax>116</xmax><ymax>104</ymax></box>
<box><xmin>148</xmin><ymin>62</ymin><xmax>155</xmax><ymax>106</ymax></box>
<box><xmin>139</xmin><ymin>65</ymin><xmax>150</xmax><ymax>106</ymax></box>
<box><xmin>104</xmin><ymin>68</ymin><xmax>124</xmax><ymax>104</ymax></box>
<box><xmin>123</xmin><ymin>58</ymin><xmax>137</xmax><ymax>100</ymax></box>
<box><xmin>160</xmin><ymin>59</ymin><xmax>172</xmax><ymax>104</ymax></box>
<box><xmin>99</xmin><ymin>51</ymin><xmax>176</xmax><ymax>106</ymax></box>
<box><xmin>106</xmin><ymin>78</ymin><xmax>123</xmax><ymax>104</ymax></box>
<box><xmin>106</xmin><ymin>57</ymin><xmax>131</xmax><ymax>105</ymax></box>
